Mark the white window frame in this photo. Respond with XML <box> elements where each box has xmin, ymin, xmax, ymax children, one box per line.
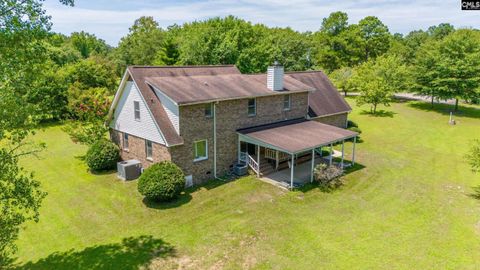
<box><xmin>145</xmin><ymin>140</ymin><xmax>153</xmax><ymax>161</ymax></box>
<box><xmin>283</xmin><ymin>94</ymin><xmax>291</xmax><ymax>111</ymax></box>
<box><xmin>205</xmin><ymin>103</ymin><xmax>213</xmax><ymax>118</ymax></box>
<box><xmin>134</xmin><ymin>101</ymin><xmax>141</xmax><ymax>121</ymax></box>
<box><xmin>123</xmin><ymin>133</ymin><xmax>129</xmax><ymax>151</ymax></box>
<box><xmin>247</xmin><ymin>98</ymin><xmax>256</xmax><ymax>116</ymax></box>
<box><xmin>193</xmin><ymin>139</ymin><xmax>208</xmax><ymax>162</ymax></box>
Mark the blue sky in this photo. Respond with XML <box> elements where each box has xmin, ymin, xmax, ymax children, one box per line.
<box><xmin>44</xmin><ymin>0</ymin><xmax>480</xmax><ymax>46</ymax></box>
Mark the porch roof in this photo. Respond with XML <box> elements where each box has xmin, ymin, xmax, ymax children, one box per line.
<box><xmin>237</xmin><ymin>119</ymin><xmax>358</xmax><ymax>154</ymax></box>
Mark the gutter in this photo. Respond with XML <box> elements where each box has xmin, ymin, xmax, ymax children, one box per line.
<box><xmin>213</xmin><ymin>102</ymin><xmax>217</xmax><ymax>178</ymax></box>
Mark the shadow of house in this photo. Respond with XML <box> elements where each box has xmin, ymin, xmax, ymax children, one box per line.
<box><xmin>142</xmin><ymin>178</ymin><xmax>230</xmax><ymax>210</ymax></box>
<box><xmin>408</xmin><ymin>102</ymin><xmax>480</xmax><ymax>119</ymax></box>
<box><xmin>17</xmin><ymin>235</ymin><xmax>175</xmax><ymax>270</ymax></box>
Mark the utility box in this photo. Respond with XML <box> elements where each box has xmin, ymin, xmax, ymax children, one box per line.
<box><xmin>233</xmin><ymin>163</ymin><xmax>248</xmax><ymax>176</ymax></box>
<box><xmin>117</xmin><ymin>160</ymin><xmax>142</xmax><ymax>180</ymax></box>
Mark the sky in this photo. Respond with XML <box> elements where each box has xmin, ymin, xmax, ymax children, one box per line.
<box><xmin>44</xmin><ymin>0</ymin><xmax>480</xmax><ymax>46</ymax></box>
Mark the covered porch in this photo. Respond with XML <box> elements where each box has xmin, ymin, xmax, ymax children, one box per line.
<box><xmin>237</xmin><ymin>119</ymin><xmax>358</xmax><ymax>189</ymax></box>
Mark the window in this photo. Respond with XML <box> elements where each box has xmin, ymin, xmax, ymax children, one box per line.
<box><xmin>247</xmin><ymin>98</ymin><xmax>256</xmax><ymax>116</ymax></box>
<box><xmin>283</xmin><ymin>94</ymin><xmax>291</xmax><ymax>110</ymax></box>
<box><xmin>205</xmin><ymin>103</ymin><xmax>213</xmax><ymax>118</ymax></box>
<box><xmin>134</xmin><ymin>101</ymin><xmax>140</xmax><ymax>120</ymax></box>
<box><xmin>145</xmin><ymin>140</ymin><xmax>153</xmax><ymax>160</ymax></box>
<box><xmin>123</xmin><ymin>133</ymin><xmax>129</xmax><ymax>150</ymax></box>
<box><xmin>194</xmin><ymin>140</ymin><xmax>208</xmax><ymax>161</ymax></box>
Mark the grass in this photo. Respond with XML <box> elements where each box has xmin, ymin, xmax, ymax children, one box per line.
<box><xmin>13</xmin><ymin>99</ymin><xmax>480</xmax><ymax>269</ymax></box>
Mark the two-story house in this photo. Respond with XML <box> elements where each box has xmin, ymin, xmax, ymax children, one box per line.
<box><xmin>107</xmin><ymin>64</ymin><xmax>358</xmax><ymax>188</ymax></box>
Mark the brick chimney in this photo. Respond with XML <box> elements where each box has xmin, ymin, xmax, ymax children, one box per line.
<box><xmin>267</xmin><ymin>61</ymin><xmax>284</xmax><ymax>91</ymax></box>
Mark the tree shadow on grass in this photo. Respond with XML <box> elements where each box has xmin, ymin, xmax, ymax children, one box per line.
<box><xmin>15</xmin><ymin>235</ymin><xmax>175</xmax><ymax>270</ymax></box>
<box><xmin>408</xmin><ymin>102</ymin><xmax>480</xmax><ymax>119</ymax></box>
<box><xmin>359</xmin><ymin>109</ymin><xmax>396</xmax><ymax>118</ymax></box>
<box><xmin>299</xmin><ymin>163</ymin><xmax>366</xmax><ymax>193</ymax></box>
<box><xmin>468</xmin><ymin>186</ymin><xmax>480</xmax><ymax>200</ymax></box>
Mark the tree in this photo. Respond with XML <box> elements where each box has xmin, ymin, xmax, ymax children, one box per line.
<box><xmin>357</xmin><ymin>16</ymin><xmax>391</xmax><ymax>61</ymax></box>
<box><xmin>435</xmin><ymin>29</ymin><xmax>480</xmax><ymax>111</ymax></box>
<box><xmin>466</xmin><ymin>140</ymin><xmax>480</xmax><ymax>173</ymax></box>
<box><xmin>116</xmin><ymin>16</ymin><xmax>164</xmax><ymax>66</ymax></box>
<box><xmin>330</xmin><ymin>67</ymin><xmax>354</xmax><ymax>96</ymax></box>
<box><xmin>412</xmin><ymin>40</ymin><xmax>443</xmax><ymax>107</ymax></box>
<box><xmin>320</xmin><ymin>11</ymin><xmax>348</xmax><ymax>35</ymax></box>
<box><xmin>70</xmin><ymin>31</ymin><xmax>110</xmax><ymax>58</ymax></box>
<box><xmin>0</xmin><ymin>0</ymin><xmax>73</xmax><ymax>263</ymax></box>
<box><xmin>352</xmin><ymin>55</ymin><xmax>407</xmax><ymax>113</ymax></box>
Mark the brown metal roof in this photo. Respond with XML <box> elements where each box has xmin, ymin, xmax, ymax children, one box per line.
<box><xmin>286</xmin><ymin>71</ymin><xmax>352</xmax><ymax>117</ymax></box>
<box><xmin>127</xmin><ymin>65</ymin><xmax>241</xmax><ymax>146</ymax></box>
<box><xmin>238</xmin><ymin>119</ymin><xmax>357</xmax><ymax>153</ymax></box>
<box><xmin>145</xmin><ymin>74</ymin><xmax>314</xmax><ymax>105</ymax></box>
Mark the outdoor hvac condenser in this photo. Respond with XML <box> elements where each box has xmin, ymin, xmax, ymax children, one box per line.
<box><xmin>117</xmin><ymin>160</ymin><xmax>142</xmax><ymax>180</ymax></box>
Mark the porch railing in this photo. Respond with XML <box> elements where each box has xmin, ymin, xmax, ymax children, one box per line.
<box><xmin>247</xmin><ymin>154</ymin><xmax>259</xmax><ymax>174</ymax></box>
<box><xmin>265</xmin><ymin>148</ymin><xmax>289</xmax><ymax>162</ymax></box>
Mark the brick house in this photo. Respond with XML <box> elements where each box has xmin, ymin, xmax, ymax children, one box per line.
<box><xmin>107</xmin><ymin>64</ymin><xmax>358</xmax><ymax>187</ymax></box>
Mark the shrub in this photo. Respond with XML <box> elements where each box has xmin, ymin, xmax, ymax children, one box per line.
<box><xmin>138</xmin><ymin>161</ymin><xmax>185</xmax><ymax>202</ymax></box>
<box><xmin>314</xmin><ymin>163</ymin><xmax>344</xmax><ymax>189</ymax></box>
<box><xmin>85</xmin><ymin>139</ymin><xmax>120</xmax><ymax>171</ymax></box>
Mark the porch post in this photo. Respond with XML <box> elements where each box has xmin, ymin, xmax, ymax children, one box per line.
<box><xmin>237</xmin><ymin>137</ymin><xmax>241</xmax><ymax>163</ymax></box>
<box><xmin>310</xmin><ymin>149</ymin><xmax>315</xmax><ymax>183</ymax></box>
<box><xmin>329</xmin><ymin>143</ymin><xmax>333</xmax><ymax>166</ymax></box>
<box><xmin>352</xmin><ymin>136</ymin><xmax>357</xmax><ymax>165</ymax></box>
<box><xmin>275</xmin><ymin>150</ymin><xmax>279</xmax><ymax>170</ymax></box>
<box><xmin>290</xmin><ymin>153</ymin><xmax>294</xmax><ymax>189</ymax></box>
<box><xmin>256</xmin><ymin>145</ymin><xmax>260</xmax><ymax>177</ymax></box>
<box><xmin>340</xmin><ymin>140</ymin><xmax>345</xmax><ymax>169</ymax></box>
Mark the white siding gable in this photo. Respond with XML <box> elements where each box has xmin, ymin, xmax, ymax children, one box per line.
<box><xmin>153</xmin><ymin>88</ymin><xmax>180</xmax><ymax>134</ymax></box>
<box><xmin>110</xmin><ymin>81</ymin><xmax>166</xmax><ymax>145</ymax></box>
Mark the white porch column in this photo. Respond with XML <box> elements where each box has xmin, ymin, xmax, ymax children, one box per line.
<box><xmin>310</xmin><ymin>149</ymin><xmax>315</xmax><ymax>183</ymax></box>
<box><xmin>290</xmin><ymin>153</ymin><xmax>294</xmax><ymax>189</ymax></box>
<box><xmin>352</xmin><ymin>136</ymin><xmax>357</xmax><ymax>165</ymax></box>
<box><xmin>256</xmin><ymin>145</ymin><xmax>260</xmax><ymax>177</ymax></box>
<box><xmin>237</xmin><ymin>138</ymin><xmax>241</xmax><ymax>163</ymax></box>
<box><xmin>340</xmin><ymin>140</ymin><xmax>345</xmax><ymax>169</ymax></box>
<box><xmin>329</xmin><ymin>143</ymin><xmax>333</xmax><ymax>166</ymax></box>
<box><xmin>275</xmin><ymin>150</ymin><xmax>279</xmax><ymax>170</ymax></box>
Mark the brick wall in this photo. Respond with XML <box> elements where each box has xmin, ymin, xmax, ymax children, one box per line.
<box><xmin>312</xmin><ymin>113</ymin><xmax>348</xmax><ymax>128</ymax></box>
<box><xmin>110</xmin><ymin>130</ymin><xmax>171</xmax><ymax>168</ymax></box>
<box><xmin>172</xmin><ymin>92</ymin><xmax>309</xmax><ymax>183</ymax></box>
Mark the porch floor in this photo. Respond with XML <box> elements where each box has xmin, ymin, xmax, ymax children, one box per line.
<box><xmin>259</xmin><ymin>156</ymin><xmax>328</xmax><ymax>189</ymax></box>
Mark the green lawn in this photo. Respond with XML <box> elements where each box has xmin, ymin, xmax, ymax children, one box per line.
<box><xmin>14</xmin><ymin>99</ymin><xmax>480</xmax><ymax>269</ymax></box>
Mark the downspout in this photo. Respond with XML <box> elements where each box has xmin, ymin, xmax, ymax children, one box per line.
<box><xmin>213</xmin><ymin>102</ymin><xmax>217</xmax><ymax>178</ymax></box>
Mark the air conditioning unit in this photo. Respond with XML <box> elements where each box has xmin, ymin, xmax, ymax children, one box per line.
<box><xmin>117</xmin><ymin>160</ymin><xmax>142</xmax><ymax>180</ymax></box>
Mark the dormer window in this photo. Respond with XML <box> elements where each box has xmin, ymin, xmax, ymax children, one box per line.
<box><xmin>205</xmin><ymin>103</ymin><xmax>213</xmax><ymax>118</ymax></box>
<box><xmin>248</xmin><ymin>98</ymin><xmax>256</xmax><ymax>116</ymax></box>
<box><xmin>283</xmin><ymin>95</ymin><xmax>291</xmax><ymax>111</ymax></box>
<box><xmin>134</xmin><ymin>101</ymin><xmax>140</xmax><ymax>120</ymax></box>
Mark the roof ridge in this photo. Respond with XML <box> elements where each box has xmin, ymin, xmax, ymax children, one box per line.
<box><xmin>129</xmin><ymin>65</ymin><xmax>237</xmax><ymax>69</ymax></box>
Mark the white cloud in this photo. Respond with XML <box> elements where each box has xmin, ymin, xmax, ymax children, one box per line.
<box><xmin>44</xmin><ymin>0</ymin><xmax>480</xmax><ymax>45</ymax></box>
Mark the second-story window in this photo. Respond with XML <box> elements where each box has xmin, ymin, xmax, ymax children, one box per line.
<box><xmin>283</xmin><ymin>94</ymin><xmax>291</xmax><ymax>111</ymax></box>
<box><xmin>134</xmin><ymin>101</ymin><xmax>140</xmax><ymax>120</ymax></box>
<box><xmin>248</xmin><ymin>98</ymin><xmax>256</xmax><ymax>116</ymax></box>
<box><xmin>205</xmin><ymin>103</ymin><xmax>213</xmax><ymax>118</ymax></box>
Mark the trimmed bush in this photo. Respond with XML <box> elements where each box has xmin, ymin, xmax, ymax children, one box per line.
<box><xmin>314</xmin><ymin>163</ymin><xmax>344</xmax><ymax>189</ymax></box>
<box><xmin>85</xmin><ymin>139</ymin><xmax>120</xmax><ymax>171</ymax></box>
<box><xmin>138</xmin><ymin>161</ymin><xmax>185</xmax><ymax>202</ymax></box>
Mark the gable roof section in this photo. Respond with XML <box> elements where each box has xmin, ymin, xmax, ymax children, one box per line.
<box><xmin>287</xmin><ymin>71</ymin><xmax>351</xmax><ymax>117</ymax></box>
<box><xmin>128</xmin><ymin>65</ymin><xmax>242</xmax><ymax>146</ymax></box>
<box><xmin>145</xmin><ymin>73</ymin><xmax>314</xmax><ymax>105</ymax></box>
